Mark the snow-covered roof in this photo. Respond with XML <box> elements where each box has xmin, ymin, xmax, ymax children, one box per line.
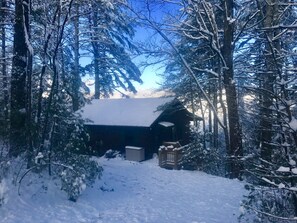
<box><xmin>80</xmin><ymin>97</ymin><xmax>175</xmax><ymax>127</ymax></box>
<box><xmin>158</xmin><ymin>121</ymin><xmax>175</xmax><ymax>127</ymax></box>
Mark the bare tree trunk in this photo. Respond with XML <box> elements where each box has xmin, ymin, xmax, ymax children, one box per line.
<box><xmin>93</xmin><ymin>51</ymin><xmax>101</xmax><ymax>99</ymax></box>
<box><xmin>198</xmin><ymin>98</ymin><xmax>207</xmax><ymax>150</ymax></box>
<box><xmin>190</xmin><ymin>82</ymin><xmax>197</xmax><ymax>127</ymax></box>
<box><xmin>1</xmin><ymin>0</ymin><xmax>9</xmax><ymax>127</ymax></box>
<box><xmin>211</xmin><ymin>60</ymin><xmax>219</xmax><ymax>150</ymax></box>
<box><xmin>72</xmin><ymin>0</ymin><xmax>81</xmax><ymax>110</ymax></box>
<box><xmin>10</xmin><ymin>0</ymin><xmax>30</xmax><ymax>156</ymax></box>
<box><xmin>90</xmin><ymin>2</ymin><xmax>100</xmax><ymax>99</ymax></box>
<box><xmin>36</xmin><ymin>8</ymin><xmax>59</xmax><ymax>127</ymax></box>
<box><xmin>222</xmin><ymin>0</ymin><xmax>243</xmax><ymax>179</ymax></box>
<box><xmin>218</xmin><ymin>77</ymin><xmax>229</xmax><ymax>145</ymax></box>
<box><xmin>208</xmin><ymin>85</ymin><xmax>215</xmax><ymax>139</ymax></box>
<box><xmin>39</xmin><ymin>0</ymin><xmax>74</xmax><ymax>154</ymax></box>
<box><xmin>257</xmin><ymin>0</ymin><xmax>278</xmax><ymax>162</ymax></box>
<box><xmin>23</xmin><ymin>0</ymin><xmax>34</xmax><ymax>167</ymax></box>
<box><xmin>213</xmin><ymin>80</ymin><xmax>218</xmax><ymax>150</ymax></box>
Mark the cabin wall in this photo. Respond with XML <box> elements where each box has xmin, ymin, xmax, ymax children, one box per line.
<box><xmin>86</xmin><ymin>125</ymin><xmax>156</xmax><ymax>158</ymax></box>
<box><xmin>153</xmin><ymin>109</ymin><xmax>192</xmax><ymax>145</ymax></box>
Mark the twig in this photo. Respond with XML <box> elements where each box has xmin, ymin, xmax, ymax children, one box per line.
<box><xmin>243</xmin><ymin>205</ymin><xmax>297</xmax><ymax>221</ymax></box>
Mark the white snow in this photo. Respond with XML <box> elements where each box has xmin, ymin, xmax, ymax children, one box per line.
<box><xmin>79</xmin><ymin>97</ymin><xmax>175</xmax><ymax>127</ymax></box>
<box><xmin>276</xmin><ymin>166</ymin><xmax>290</xmax><ymax>172</ymax></box>
<box><xmin>292</xmin><ymin>168</ymin><xmax>297</xmax><ymax>174</ymax></box>
<box><xmin>125</xmin><ymin>146</ymin><xmax>143</xmax><ymax>150</ymax></box>
<box><xmin>282</xmin><ymin>142</ymin><xmax>291</xmax><ymax>147</ymax></box>
<box><xmin>0</xmin><ymin>179</ymin><xmax>8</xmax><ymax>205</ymax></box>
<box><xmin>289</xmin><ymin>187</ymin><xmax>297</xmax><ymax>192</ymax></box>
<box><xmin>34</xmin><ymin>152</ymin><xmax>44</xmax><ymax>164</ymax></box>
<box><xmin>158</xmin><ymin>121</ymin><xmax>175</xmax><ymax>127</ymax></box>
<box><xmin>227</xmin><ymin>17</ymin><xmax>236</xmax><ymax>24</ymax></box>
<box><xmin>289</xmin><ymin>159</ymin><xmax>296</xmax><ymax>166</ymax></box>
<box><xmin>261</xmin><ymin>177</ymin><xmax>276</xmax><ymax>186</ymax></box>
<box><xmin>289</xmin><ymin>118</ymin><xmax>297</xmax><ymax>131</ymax></box>
<box><xmin>0</xmin><ymin>157</ymin><xmax>246</xmax><ymax>223</ymax></box>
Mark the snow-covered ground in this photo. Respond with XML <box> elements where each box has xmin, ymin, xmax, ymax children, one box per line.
<box><xmin>0</xmin><ymin>157</ymin><xmax>246</xmax><ymax>223</ymax></box>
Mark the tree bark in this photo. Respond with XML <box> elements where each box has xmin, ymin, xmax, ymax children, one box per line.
<box><xmin>72</xmin><ymin>1</ymin><xmax>81</xmax><ymax>110</ymax></box>
<box><xmin>213</xmin><ymin>79</ymin><xmax>218</xmax><ymax>150</ymax></box>
<box><xmin>91</xmin><ymin>2</ymin><xmax>101</xmax><ymax>99</ymax></box>
<box><xmin>1</xmin><ymin>0</ymin><xmax>9</xmax><ymax>126</ymax></box>
<box><xmin>10</xmin><ymin>0</ymin><xmax>30</xmax><ymax>156</ymax></box>
<box><xmin>93</xmin><ymin>48</ymin><xmax>100</xmax><ymax>99</ymax></box>
<box><xmin>218</xmin><ymin>73</ymin><xmax>230</xmax><ymax>153</ymax></box>
<box><xmin>23</xmin><ymin>0</ymin><xmax>34</xmax><ymax>167</ymax></box>
<box><xmin>40</xmin><ymin>0</ymin><xmax>74</xmax><ymax>154</ymax></box>
<box><xmin>257</xmin><ymin>0</ymin><xmax>278</xmax><ymax>162</ymax></box>
<box><xmin>222</xmin><ymin>0</ymin><xmax>243</xmax><ymax>179</ymax></box>
<box><xmin>36</xmin><ymin>7</ymin><xmax>59</xmax><ymax>127</ymax></box>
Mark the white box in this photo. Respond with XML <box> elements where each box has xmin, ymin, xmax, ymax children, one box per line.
<box><xmin>125</xmin><ymin>146</ymin><xmax>145</xmax><ymax>162</ymax></box>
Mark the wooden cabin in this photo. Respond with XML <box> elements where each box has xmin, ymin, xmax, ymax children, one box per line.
<box><xmin>80</xmin><ymin>97</ymin><xmax>193</xmax><ymax>159</ymax></box>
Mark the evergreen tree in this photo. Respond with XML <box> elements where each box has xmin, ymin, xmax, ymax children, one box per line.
<box><xmin>0</xmin><ymin>0</ymin><xmax>145</xmax><ymax>201</ymax></box>
<box><xmin>82</xmin><ymin>0</ymin><xmax>142</xmax><ymax>98</ymax></box>
<box><xmin>239</xmin><ymin>0</ymin><xmax>297</xmax><ymax>220</ymax></box>
<box><xmin>154</xmin><ymin>0</ymin><xmax>243</xmax><ymax>178</ymax></box>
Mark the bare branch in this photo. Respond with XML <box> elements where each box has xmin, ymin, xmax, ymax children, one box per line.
<box><xmin>243</xmin><ymin>205</ymin><xmax>297</xmax><ymax>221</ymax></box>
<box><xmin>126</xmin><ymin>4</ymin><xmax>226</xmax><ymax>129</ymax></box>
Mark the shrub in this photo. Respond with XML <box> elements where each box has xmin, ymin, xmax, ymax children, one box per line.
<box><xmin>104</xmin><ymin>149</ymin><xmax>121</xmax><ymax>159</ymax></box>
<box><xmin>59</xmin><ymin>155</ymin><xmax>102</xmax><ymax>202</ymax></box>
<box><xmin>180</xmin><ymin>127</ymin><xmax>225</xmax><ymax>175</ymax></box>
<box><xmin>51</xmin><ymin>116</ymin><xmax>103</xmax><ymax>201</ymax></box>
<box><xmin>240</xmin><ymin>185</ymin><xmax>297</xmax><ymax>223</ymax></box>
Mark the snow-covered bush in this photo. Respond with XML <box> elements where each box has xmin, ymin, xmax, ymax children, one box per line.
<box><xmin>51</xmin><ymin>115</ymin><xmax>103</xmax><ymax>202</ymax></box>
<box><xmin>180</xmin><ymin>143</ymin><xmax>202</xmax><ymax>171</ymax></box>
<box><xmin>30</xmin><ymin>92</ymin><xmax>104</xmax><ymax>202</ymax></box>
<box><xmin>59</xmin><ymin>155</ymin><xmax>102</xmax><ymax>202</ymax></box>
<box><xmin>15</xmin><ymin>116</ymin><xmax>103</xmax><ymax>202</ymax></box>
<box><xmin>240</xmin><ymin>146</ymin><xmax>297</xmax><ymax>222</ymax></box>
<box><xmin>104</xmin><ymin>149</ymin><xmax>121</xmax><ymax>159</ymax></box>
<box><xmin>180</xmin><ymin>126</ymin><xmax>204</xmax><ymax>170</ymax></box>
<box><xmin>240</xmin><ymin>185</ymin><xmax>297</xmax><ymax>223</ymax></box>
<box><xmin>181</xmin><ymin>127</ymin><xmax>225</xmax><ymax>175</ymax></box>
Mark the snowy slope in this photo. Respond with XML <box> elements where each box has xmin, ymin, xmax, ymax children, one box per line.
<box><xmin>0</xmin><ymin>157</ymin><xmax>246</xmax><ymax>223</ymax></box>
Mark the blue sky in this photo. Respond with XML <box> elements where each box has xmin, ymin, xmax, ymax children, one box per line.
<box><xmin>129</xmin><ymin>0</ymin><xmax>181</xmax><ymax>92</ymax></box>
<box><xmin>133</xmin><ymin>63</ymin><xmax>163</xmax><ymax>90</ymax></box>
<box><xmin>80</xmin><ymin>0</ymin><xmax>180</xmax><ymax>95</ymax></box>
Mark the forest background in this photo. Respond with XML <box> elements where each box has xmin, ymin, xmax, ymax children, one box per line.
<box><xmin>0</xmin><ymin>0</ymin><xmax>297</xmax><ymax>222</ymax></box>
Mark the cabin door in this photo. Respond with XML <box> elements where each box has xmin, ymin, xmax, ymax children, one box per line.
<box><xmin>158</xmin><ymin>122</ymin><xmax>176</xmax><ymax>143</ymax></box>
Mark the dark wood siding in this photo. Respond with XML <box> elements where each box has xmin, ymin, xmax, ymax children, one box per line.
<box><xmin>84</xmin><ymin>101</ymin><xmax>193</xmax><ymax>159</ymax></box>
<box><xmin>153</xmin><ymin>108</ymin><xmax>192</xmax><ymax>145</ymax></box>
<box><xmin>86</xmin><ymin>125</ymin><xmax>155</xmax><ymax>158</ymax></box>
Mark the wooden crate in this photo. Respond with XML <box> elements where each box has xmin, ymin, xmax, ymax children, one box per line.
<box><xmin>158</xmin><ymin>142</ymin><xmax>183</xmax><ymax>170</ymax></box>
